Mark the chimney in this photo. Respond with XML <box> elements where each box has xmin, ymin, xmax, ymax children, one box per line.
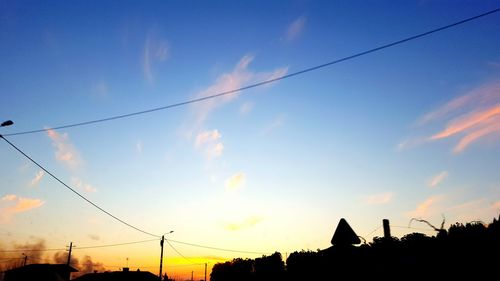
<box><xmin>383</xmin><ymin>219</ymin><xmax>391</xmax><ymax>239</ymax></box>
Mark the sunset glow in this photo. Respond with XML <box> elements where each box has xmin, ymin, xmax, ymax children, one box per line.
<box><xmin>1</xmin><ymin>1</ymin><xmax>500</xmax><ymax>280</ymax></box>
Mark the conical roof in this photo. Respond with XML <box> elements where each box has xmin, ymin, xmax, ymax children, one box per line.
<box><xmin>331</xmin><ymin>218</ymin><xmax>361</xmax><ymax>245</ymax></box>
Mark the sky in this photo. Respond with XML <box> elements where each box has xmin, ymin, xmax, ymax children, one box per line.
<box><xmin>1</xmin><ymin>0</ymin><xmax>500</xmax><ymax>279</ymax></box>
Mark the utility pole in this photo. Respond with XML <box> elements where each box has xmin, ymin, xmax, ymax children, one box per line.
<box><xmin>159</xmin><ymin>231</ymin><xmax>173</xmax><ymax>280</ymax></box>
<box><xmin>22</xmin><ymin>253</ymin><xmax>27</xmax><ymax>266</ymax></box>
<box><xmin>204</xmin><ymin>263</ymin><xmax>207</xmax><ymax>281</ymax></box>
<box><xmin>191</xmin><ymin>270</ymin><xmax>194</xmax><ymax>281</ymax></box>
<box><xmin>66</xmin><ymin>242</ymin><xmax>73</xmax><ymax>266</ymax></box>
<box><xmin>159</xmin><ymin>235</ymin><xmax>165</xmax><ymax>280</ymax></box>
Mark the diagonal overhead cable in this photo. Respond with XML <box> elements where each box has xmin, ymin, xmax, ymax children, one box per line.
<box><xmin>0</xmin><ymin>135</ymin><xmax>161</xmax><ymax>238</ymax></box>
<box><xmin>167</xmin><ymin>239</ymin><xmax>272</xmax><ymax>255</ymax></box>
<box><xmin>4</xmin><ymin>7</ymin><xmax>500</xmax><ymax>137</ymax></box>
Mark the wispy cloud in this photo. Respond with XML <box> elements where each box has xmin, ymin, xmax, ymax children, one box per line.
<box><xmin>195</xmin><ymin>130</ymin><xmax>221</xmax><ymax>147</ymax></box>
<box><xmin>446</xmin><ymin>198</ymin><xmax>500</xmax><ymax>222</ymax></box>
<box><xmin>88</xmin><ymin>234</ymin><xmax>100</xmax><ymax>241</ymax></box>
<box><xmin>71</xmin><ymin>177</ymin><xmax>97</xmax><ymax>193</ymax></box>
<box><xmin>405</xmin><ymin>80</ymin><xmax>500</xmax><ymax>153</ymax></box>
<box><xmin>136</xmin><ymin>140</ymin><xmax>143</xmax><ymax>154</ymax></box>
<box><xmin>225</xmin><ymin>172</ymin><xmax>246</xmax><ymax>192</ymax></box>
<box><xmin>91</xmin><ymin>80</ymin><xmax>108</xmax><ymax>98</ymax></box>
<box><xmin>363</xmin><ymin>192</ymin><xmax>394</xmax><ymax>205</ymax></box>
<box><xmin>143</xmin><ymin>34</ymin><xmax>169</xmax><ymax>84</ymax></box>
<box><xmin>195</xmin><ymin>129</ymin><xmax>224</xmax><ymax>159</ymax></box>
<box><xmin>190</xmin><ymin>54</ymin><xmax>288</xmax><ymax>129</ymax></box>
<box><xmin>396</xmin><ymin>137</ymin><xmax>429</xmax><ymax>151</ymax></box>
<box><xmin>286</xmin><ymin>16</ymin><xmax>307</xmax><ymax>42</ymax></box>
<box><xmin>225</xmin><ymin>215</ymin><xmax>263</xmax><ymax>231</ymax></box>
<box><xmin>29</xmin><ymin>170</ymin><xmax>45</xmax><ymax>187</ymax></box>
<box><xmin>493</xmin><ymin>201</ymin><xmax>500</xmax><ymax>210</ymax></box>
<box><xmin>262</xmin><ymin>114</ymin><xmax>286</xmax><ymax>135</ymax></box>
<box><xmin>407</xmin><ymin>195</ymin><xmax>443</xmax><ymax>218</ymax></box>
<box><xmin>46</xmin><ymin>129</ymin><xmax>82</xmax><ymax>169</ymax></box>
<box><xmin>0</xmin><ymin>194</ymin><xmax>45</xmax><ymax>223</ymax></box>
<box><xmin>428</xmin><ymin>171</ymin><xmax>448</xmax><ymax>188</ymax></box>
<box><xmin>240</xmin><ymin>102</ymin><xmax>254</xmax><ymax>115</ymax></box>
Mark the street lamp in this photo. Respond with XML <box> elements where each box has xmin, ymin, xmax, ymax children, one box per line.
<box><xmin>1</xmin><ymin>120</ymin><xmax>13</xmax><ymax>127</ymax></box>
<box><xmin>159</xmin><ymin>231</ymin><xmax>174</xmax><ymax>280</ymax></box>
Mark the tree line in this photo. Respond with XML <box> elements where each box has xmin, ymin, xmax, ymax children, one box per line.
<box><xmin>210</xmin><ymin>215</ymin><xmax>500</xmax><ymax>280</ymax></box>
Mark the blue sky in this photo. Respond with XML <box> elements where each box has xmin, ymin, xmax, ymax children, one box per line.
<box><xmin>1</xmin><ymin>0</ymin><xmax>500</xmax><ymax>278</ymax></box>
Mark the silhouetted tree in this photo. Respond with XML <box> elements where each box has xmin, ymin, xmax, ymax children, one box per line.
<box><xmin>254</xmin><ymin>252</ymin><xmax>285</xmax><ymax>281</ymax></box>
<box><xmin>210</xmin><ymin>258</ymin><xmax>254</xmax><ymax>281</ymax></box>
<box><xmin>210</xmin><ymin>215</ymin><xmax>500</xmax><ymax>281</ymax></box>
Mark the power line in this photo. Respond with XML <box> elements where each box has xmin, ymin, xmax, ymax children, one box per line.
<box><xmin>165</xmin><ymin>240</ymin><xmax>196</xmax><ymax>264</ymax></box>
<box><xmin>74</xmin><ymin>239</ymin><xmax>158</xmax><ymax>250</ymax></box>
<box><xmin>167</xmin><ymin>239</ymin><xmax>271</xmax><ymax>255</ymax></box>
<box><xmin>364</xmin><ymin>225</ymin><xmax>383</xmax><ymax>237</ymax></box>
<box><xmin>0</xmin><ymin>135</ymin><xmax>160</xmax><ymax>238</ymax></box>
<box><xmin>0</xmin><ymin>239</ymin><xmax>157</xmax><ymax>253</ymax></box>
<box><xmin>4</xmin><ymin>7</ymin><xmax>499</xmax><ymax>137</ymax></box>
<box><xmin>392</xmin><ymin>225</ymin><xmax>437</xmax><ymax>232</ymax></box>
<box><xmin>79</xmin><ymin>262</ymin><xmax>206</xmax><ymax>269</ymax></box>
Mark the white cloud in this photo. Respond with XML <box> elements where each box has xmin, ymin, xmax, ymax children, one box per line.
<box><xmin>363</xmin><ymin>192</ymin><xmax>394</xmax><ymax>205</ymax></box>
<box><xmin>225</xmin><ymin>172</ymin><xmax>246</xmax><ymax>192</ymax></box>
<box><xmin>286</xmin><ymin>16</ymin><xmax>307</xmax><ymax>42</ymax></box>
<box><xmin>46</xmin><ymin>129</ymin><xmax>82</xmax><ymax>169</ymax></box>
<box><xmin>29</xmin><ymin>170</ymin><xmax>45</xmax><ymax>187</ymax></box>
<box><xmin>428</xmin><ymin>171</ymin><xmax>448</xmax><ymax>188</ymax></box>
<box><xmin>71</xmin><ymin>177</ymin><xmax>97</xmax><ymax>193</ymax></box>
<box><xmin>0</xmin><ymin>194</ymin><xmax>45</xmax><ymax>223</ymax></box>
<box><xmin>143</xmin><ymin>35</ymin><xmax>169</xmax><ymax>84</ymax></box>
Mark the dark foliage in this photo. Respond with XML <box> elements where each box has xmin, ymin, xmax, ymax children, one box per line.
<box><xmin>210</xmin><ymin>215</ymin><xmax>500</xmax><ymax>281</ymax></box>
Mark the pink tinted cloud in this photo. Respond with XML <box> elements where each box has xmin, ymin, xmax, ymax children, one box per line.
<box><xmin>407</xmin><ymin>195</ymin><xmax>443</xmax><ymax>218</ymax></box>
<box><xmin>408</xmin><ymin>80</ymin><xmax>500</xmax><ymax>153</ymax></box>
<box><xmin>430</xmin><ymin>106</ymin><xmax>500</xmax><ymax>140</ymax></box>
<box><xmin>195</xmin><ymin>129</ymin><xmax>224</xmax><ymax>159</ymax></box>
<box><xmin>191</xmin><ymin>55</ymin><xmax>288</xmax><ymax>128</ymax></box>
<box><xmin>428</xmin><ymin>171</ymin><xmax>448</xmax><ymax>188</ymax></box>
<box><xmin>453</xmin><ymin>116</ymin><xmax>500</xmax><ymax>153</ymax></box>
<box><xmin>419</xmin><ymin>80</ymin><xmax>500</xmax><ymax>125</ymax></box>
<box><xmin>0</xmin><ymin>194</ymin><xmax>45</xmax><ymax>223</ymax></box>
